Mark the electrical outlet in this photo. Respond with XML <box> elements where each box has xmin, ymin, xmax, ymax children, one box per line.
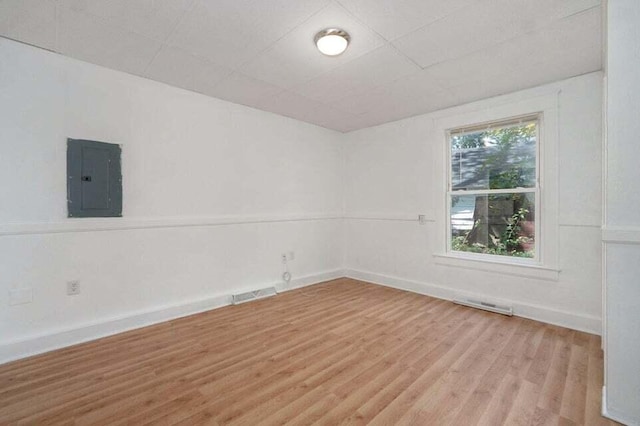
<box><xmin>281</xmin><ymin>254</ymin><xmax>287</xmax><ymax>264</ymax></box>
<box><xmin>418</xmin><ymin>214</ymin><xmax>427</xmax><ymax>225</ymax></box>
<box><xmin>67</xmin><ymin>281</ymin><xmax>80</xmax><ymax>296</ymax></box>
<box><xmin>9</xmin><ymin>288</ymin><xmax>32</xmax><ymax>305</ymax></box>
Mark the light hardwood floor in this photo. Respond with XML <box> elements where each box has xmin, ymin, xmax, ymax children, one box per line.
<box><xmin>0</xmin><ymin>278</ymin><xmax>618</xmax><ymax>425</ymax></box>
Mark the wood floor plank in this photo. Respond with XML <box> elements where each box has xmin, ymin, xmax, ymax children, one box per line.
<box><xmin>537</xmin><ymin>333</ymin><xmax>573</xmax><ymax>413</ymax></box>
<box><xmin>503</xmin><ymin>378</ymin><xmax>543</xmax><ymax>426</ymax></box>
<box><xmin>395</xmin><ymin>314</ymin><xmax>522</xmax><ymax>424</ymax></box>
<box><xmin>561</xmin><ymin>343</ymin><xmax>590</xmax><ymax>424</ymax></box>
<box><xmin>452</xmin><ymin>318</ymin><xmax>532</xmax><ymax>424</ymax></box>
<box><xmin>476</xmin><ymin>372</ymin><xmax>522</xmax><ymax>426</ymax></box>
<box><xmin>366</xmin><ymin>316</ymin><xmax>496</xmax><ymax>425</ymax></box>
<box><xmin>526</xmin><ymin>328</ymin><xmax>558</xmax><ymax>386</ymax></box>
<box><xmin>0</xmin><ymin>278</ymin><xmax>617</xmax><ymax>425</ymax></box>
<box><xmin>340</xmin><ymin>368</ymin><xmax>419</xmax><ymax>425</ymax></box>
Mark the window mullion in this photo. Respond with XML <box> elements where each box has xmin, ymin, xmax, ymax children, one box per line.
<box><xmin>451</xmin><ymin>187</ymin><xmax>536</xmax><ymax>196</ymax></box>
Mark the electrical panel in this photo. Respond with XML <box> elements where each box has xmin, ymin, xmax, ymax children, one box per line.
<box><xmin>67</xmin><ymin>138</ymin><xmax>122</xmax><ymax>218</ymax></box>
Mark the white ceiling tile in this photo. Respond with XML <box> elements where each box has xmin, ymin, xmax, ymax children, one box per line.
<box><xmin>323</xmin><ymin>114</ymin><xmax>380</xmax><ymax>133</ymax></box>
<box><xmin>382</xmin><ymin>69</ymin><xmax>446</xmax><ymax>99</ymax></box>
<box><xmin>291</xmin><ymin>44</ymin><xmax>420</xmax><ymax>103</ymax></box>
<box><xmin>307</xmin><ymin>107</ymin><xmax>366</xmax><ymax>132</ymax></box>
<box><xmin>448</xmin><ymin>13</ymin><xmax>602</xmax><ymax>109</ymax></box>
<box><xmin>0</xmin><ymin>0</ymin><xmax>57</xmax><ymax>50</ymax></box>
<box><xmin>251</xmin><ymin>0</ymin><xmax>334</xmax><ymax>34</ymax></box>
<box><xmin>499</xmin><ymin>7</ymin><xmax>602</xmax><ymax>73</ymax></box>
<box><xmin>518</xmin><ymin>56</ymin><xmax>600</xmax><ymax>89</ymax></box>
<box><xmin>523</xmin><ymin>0</ymin><xmax>600</xmax><ymax>22</ymax></box>
<box><xmin>250</xmin><ymin>89</ymin><xmax>361</xmax><ymax>131</ymax></box>
<box><xmin>252</xmin><ymin>90</ymin><xmax>326</xmax><ymax>122</ymax></box>
<box><xmin>209</xmin><ymin>72</ymin><xmax>284</xmax><ymax>108</ymax></box>
<box><xmin>58</xmin><ymin>7</ymin><xmax>162</xmax><ymax>76</ymax></box>
<box><xmin>238</xmin><ymin>44</ymin><xmax>325</xmax><ymax>90</ymax></box>
<box><xmin>558</xmin><ymin>0</ymin><xmax>601</xmax><ymax>16</ymax></box>
<box><xmin>331</xmin><ymin>88</ymin><xmax>394</xmax><ymax>115</ymax></box>
<box><xmin>58</xmin><ymin>0</ymin><xmax>194</xmax><ymax>41</ymax></box>
<box><xmin>392</xmin><ymin>0</ymin><xmax>520</xmax><ymax>68</ymax></box>
<box><xmin>167</xmin><ymin>0</ymin><xmax>267</xmax><ymax>69</ymax></box>
<box><xmin>337</xmin><ymin>0</ymin><xmax>474</xmax><ymax>40</ymax></box>
<box><xmin>420</xmin><ymin>5</ymin><xmax>601</xmax><ymax>93</ymax></box>
<box><xmin>392</xmin><ymin>0</ymin><xmax>600</xmax><ymax>69</ymax></box>
<box><xmin>325</xmin><ymin>69</ymin><xmax>446</xmax><ymax>121</ymax></box>
<box><xmin>332</xmin><ymin>68</ymin><xmax>451</xmax><ymax>117</ymax></box>
<box><xmin>168</xmin><ymin>0</ymin><xmax>330</xmax><ymax>69</ymax></box>
<box><xmin>144</xmin><ymin>46</ymin><xmax>233</xmax><ymax>95</ymax></box>
<box><xmin>239</xmin><ymin>2</ymin><xmax>386</xmax><ymax>89</ymax></box>
<box><xmin>422</xmin><ymin>46</ymin><xmax>520</xmax><ymax>89</ymax></box>
<box><xmin>507</xmin><ymin>44</ymin><xmax>600</xmax><ymax>94</ymax></box>
<box><xmin>447</xmin><ymin>73</ymin><xmax>525</xmax><ymax>107</ymax></box>
<box><xmin>376</xmin><ymin>89</ymin><xmax>458</xmax><ymax>119</ymax></box>
<box><xmin>410</xmin><ymin>89</ymin><xmax>460</xmax><ymax>113</ymax></box>
<box><xmin>350</xmin><ymin>89</ymin><xmax>458</xmax><ymax>128</ymax></box>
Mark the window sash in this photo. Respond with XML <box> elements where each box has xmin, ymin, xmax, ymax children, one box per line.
<box><xmin>446</xmin><ymin>117</ymin><xmax>541</xmax><ymax>262</ymax></box>
<box><xmin>449</xmin><ymin>187</ymin><xmax>538</xmax><ymax>196</ymax></box>
<box><xmin>446</xmin><ymin>189</ymin><xmax>539</xmax><ymax>260</ymax></box>
<box><xmin>448</xmin><ymin>114</ymin><xmax>539</xmax><ymax>138</ymax></box>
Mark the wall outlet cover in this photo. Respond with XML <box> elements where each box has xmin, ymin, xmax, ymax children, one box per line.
<box><xmin>67</xmin><ymin>281</ymin><xmax>80</xmax><ymax>296</ymax></box>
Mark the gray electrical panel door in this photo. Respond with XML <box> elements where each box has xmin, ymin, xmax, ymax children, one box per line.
<box><xmin>67</xmin><ymin>139</ymin><xmax>122</xmax><ymax>217</ymax></box>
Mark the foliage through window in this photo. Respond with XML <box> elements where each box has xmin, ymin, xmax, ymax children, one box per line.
<box><xmin>448</xmin><ymin>117</ymin><xmax>538</xmax><ymax>259</ymax></box>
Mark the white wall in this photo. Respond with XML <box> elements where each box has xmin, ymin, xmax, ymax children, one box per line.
<box><xmin>344</xmin><ymin>72</ymin><xmax>603</xmax><ymax>334</ymax></box>
<box><xmin>0</xmin><ymin>36</ymin><xmax>610</xmax><ymax>369</ymax></box>
<box><xmin>603</xmin><ymin>0</ymin><xmax>640</xmax><ymax>424</ymax></box>
<box><xmin>0</xmin><ymin>38</ymin><xmax>344</xmax><ymax>362</ymax></box>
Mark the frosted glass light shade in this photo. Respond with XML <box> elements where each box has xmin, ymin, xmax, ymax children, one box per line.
<box><xmin>314</xmin><ymin>29</ymin><xmax>350</xmax><ymax>56</ymax></box>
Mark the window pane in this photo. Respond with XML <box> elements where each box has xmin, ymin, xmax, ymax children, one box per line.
<box><xmin>451</xmin><ymin>192</ymin><xmax>535</xmax><ymax>258</ymax></box>
<box><xmin>451</xmin><ymin>123</ymin><xmax>536</xmax><ymax>190</ymax></box>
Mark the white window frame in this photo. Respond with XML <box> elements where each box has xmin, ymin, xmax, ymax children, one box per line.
<box><xmin>432</xmin><ymin>94</ymin><xmax>560</xmax><ymax>281</ymax></box>
<box><xmin>446</xmin><ymin>115</ymin><xmax>541</xmax><ymax>264</ymax></box>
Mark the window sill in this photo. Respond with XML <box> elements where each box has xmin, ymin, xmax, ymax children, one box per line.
<box><xmin>433</xmin><ymin>253</ymin><xmax>560</xmax><ymax>281</ymax></box>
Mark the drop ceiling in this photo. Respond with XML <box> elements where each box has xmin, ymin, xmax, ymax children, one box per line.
<box><xmin>0</xmin><ymin>0</ymin><xmax>602</xmax><ymax>132</ymax></box>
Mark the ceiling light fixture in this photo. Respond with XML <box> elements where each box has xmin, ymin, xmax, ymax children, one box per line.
<box><xmin>314</xmin><ymin>28</ymin><xmax>350</xmax><ymax>56</ymax></box>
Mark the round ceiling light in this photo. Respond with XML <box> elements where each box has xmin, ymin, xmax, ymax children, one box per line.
<box><xmin>314</xmin><ymin>29</ymin><xmax>350</xmax><ymax>56</ymax></box>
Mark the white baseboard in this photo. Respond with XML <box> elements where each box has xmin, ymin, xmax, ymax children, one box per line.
<box><xmin>276</xmin><ymin>269</ymin><xmax>346</xmax><ymax>293</ymax></box>
<box><xmin>0</xmin><ymin>269</ymin><xmax>344</xmax><ymax>365</ymax></box>
<box><xmin>345</xmin><ymin>269</ymin><xmax>602</xmax><ymax>335</ymax></box>
<box><xmin>602</xmin><ymin>386</ymin><xmax>638</xmax><ymax>426</ymax></box>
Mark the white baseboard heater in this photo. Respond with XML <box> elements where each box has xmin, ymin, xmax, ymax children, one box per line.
<box><xmin>453</xmin><ymin>297</ymin><xmax>513</xmax><ymax>316</ymax></box>
<box><xmin>232</xmin><ymin>286</ymin><xmax>277</xmax><ymax>305</ymax></box>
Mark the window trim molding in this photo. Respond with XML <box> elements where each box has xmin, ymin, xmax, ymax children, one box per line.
<box><xmin>432</xmin><ymin>92</ymin><xmax>560</xmax><ymax>276</ymax></box>
<box><xmin>433</xmin><ymin>253</ymin><xmax>560</xmax><ymax>281</ymax></box>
